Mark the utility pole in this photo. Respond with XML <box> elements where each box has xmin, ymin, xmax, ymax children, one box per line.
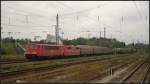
<box><xmin>99</xmin><ymin>31</ymin><xmax>101</xmax><ymax>38</ymax></box>
<box><xmin>87</xmin><ymin>31</ymin><xmax>90</xmax><ymax>38</ymax></box>
<box><xmin>61</xmin><ymin>32</ymin><xmax>64</xmax><ymax>40</ymax></box>
<box><xmin>98</xmin><ymin>31</ymin><xmax>102</xmax><ymax>46</ymax></box>
<box><xmin>26</xmin><ymin>15</ymin><xmax>28</xmax><ymax>24</ymax></box>
<box><xmin>0</xmin><ymin>26</ymin><xmax>2</xmax><ymax>53</ymax></box>
<box><xmin>55</xmin><ymin>14</ymin><xmax>59</xmax><ymax>44</ymax></box>
<box><xmin>9</xmin><ymin>17</ymin><xmax>11</xmax><ymax>24</ymax></box>
<box><xmin>104</xmin><ymin>27</ymin><xmax>106</xmax><ymax>38</ymax></box>
<box><xmin>8</xmin><ymin>32</ymin><xmax>11</xmax><ymax>38</ymax></box>
<box><xmin>88</xmin><ymin>33</ymin><xmax>90</xmax><ymax>39</ymax></box>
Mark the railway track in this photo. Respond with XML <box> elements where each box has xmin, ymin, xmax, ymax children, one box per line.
<box><xmin>0</xmin><ymin>55</ymin><xmax>108</xmax><ymax>64</ymax></box>
<box><xmin>141</xmin><ymin>65</ymin><xmax>150</xmax><ymax>84</ymax></box>
<box><xmin>1</xmin><ymin>54</ymin><xmax>130</xmax><ymax>82</ymax></box>
<box><xmin>0</xmin><ymin>54</ymin><xmax>130</xmax><ymax>64</ymax></box>
<box><xmin>28</xmin><ymin>55</ymin><xmax>143</xmax><ymax>83</ymax></box>
<box><xmin>37</xmin><ymin>58</ymin><xmax>145</xmax><ymax>83</ymax></box>
<box><xmin>0</xmin><ymin>60</ymin><xmax>29</xmax><ymax>64</ymax></box>
<box><xmin>89</xmin><ymin>63</ymin><xmax>127</xmax><ymax>81</ymax></box>
<box><xmin>119</xmin><ymin>60</ymin><xmax>149</xmax><ymax>84</ymax></box>
<box><xmin>1</xmin><ymin>53</ymin><xmax>144</xmax><ymax>83</ymax></box>
<box><xmin>1</xmin><ymin>56</ymin><xmax>112</xmax><ymax>75</ymax></box>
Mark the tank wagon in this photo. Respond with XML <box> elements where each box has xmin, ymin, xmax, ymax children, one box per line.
<box><xmin>76</xmin><ymin>45</ymin><xmax>93</xmax><ymax>56</ymax></box>
<box><xmin>93</xmin><ymin>46</ymin><xmax>113</xmax><ymax>55</ymax></box>
<box><xmin>25</xmin><ymin>43</ymin><xmax>136</xmax><ymax>60</ymax></box>
<box><xmin>113</xmin><ymin>48</ymin><xmax>136</xmax><ymax>54</ymax></box>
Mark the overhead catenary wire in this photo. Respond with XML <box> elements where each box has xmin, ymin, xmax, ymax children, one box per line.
<box><xmin>1</xmin><ymin>16</ymin><xmax>52</xmax><ymax>27</ymax></box>
<box><xmin>2</xmin><ymin>16</ymin><xmax>122</xmax><ymax>39</ymax></box>
<box><xmin>58</xmin><ymin>2</ymin><xmax>115</xmax><ymax>28</ymax></box>
<box><xmin>57</xmin><ymin>1</ymin><xmax>113</xmax><ymax>16</ymax></box>
<box><xmin>2</xmin><ymin>31</ymin><xmax>50</xmax><ymax>35</ymax></box>
<box><xmin>133</xmin><ymin>1</ymin><xmax>143</xmax><ymax>20</ymax></box>
<box><xmin>1</xmin><ymin>23</ymin><xmax>51</xmax><ymax>27</ymax></box>
<box><xmin>2</xmin><ymin>2</ymin><xmax>116</xmax><ymax>32</ymax></box>
<box><xmin>2</xmin><ymin>2</ymin><xmax>113</xmax><ymax>25</ymax></box>
<box><xmin>132</xmin><ymin>1</ymin><xmax>148</xmax><ymax>23</ymax></box>
<box><xmin>132</xmin><ymin>1</ymin><xmax>148</xmax><ymax>43</ymax></box>
<box><xmin>56</xmin><ymin>1</ymin><xmax>116</xmax><ymax>29</ymax></box>
<box><xmin>1</xmin><ymin>13</ymin><xmax>83</xmax><ymax>29</ymax></box>
<box><xmin>2</xmin><ymin>4</ymin><xmax>54</xmax><ymax>19</ymax></box>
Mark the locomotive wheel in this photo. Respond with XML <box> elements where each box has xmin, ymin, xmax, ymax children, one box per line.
<box><xmin>25</xmin><ymin>54</ymin><xmax>38</xmax><ymax>60</ymax></box>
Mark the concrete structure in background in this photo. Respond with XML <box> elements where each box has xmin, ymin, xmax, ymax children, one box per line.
<box><xmin>46</xmin><ymin>34</ymin><xmax>62</xmax><ymax>44</ymax></box>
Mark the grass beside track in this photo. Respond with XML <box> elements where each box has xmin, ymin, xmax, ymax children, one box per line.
<box><xmin>1</xmin><ymin>54</ymin><xmax>26</xmax><ymax>61</ymax></box>
<box><xmin>1</xmin><ymin>54</ymin><xmax>127</xmax><ymax>73</ymax></box>
<box><xmin>1</xmin><ymin>52</ymin><xmax>147</xmax><ymax>74</ymax></box>
<box><xmin>1</xmin><ymin>55</ymin><xmax>117</xmax><ymax>73</ymax></box>
<box><xmin>1</xmin><ymin>61</ymin><xmax>66</xmax><ymax>73</ymax></box>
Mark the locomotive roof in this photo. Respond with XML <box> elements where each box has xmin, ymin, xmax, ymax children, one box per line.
<box><xmin>30</xmin><ymin>43</ymin><xmax>79</xmax><ymax>47</ymax></box>
<box><xmin>29</xmin><ymin>43</ymin><xmax>109</xmax><ymax>48</ymax></box>
<box><xmin>30</xmin><ymin>43</ymin><xmax>64</xmax><ymax>46</ymax></box>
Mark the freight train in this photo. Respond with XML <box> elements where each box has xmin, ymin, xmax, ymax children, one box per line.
<box><xmin>25</xmin><ymin>43</ymin><xmax>136</xmax><ymax>60</ymax></box>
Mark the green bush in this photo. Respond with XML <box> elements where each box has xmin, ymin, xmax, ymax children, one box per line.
<box><xmin>1</xmin><ymin>38</ymin><xmax>30</xmax><ymax>55</ymax></box>
<box><xmin>1</xmin><ymin>41</ymin><xmax>15</xmax><ymax>55</ymax></box>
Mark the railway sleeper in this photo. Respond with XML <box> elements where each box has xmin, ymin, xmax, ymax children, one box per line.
<box><xmin>119</xmin><ymin>61</ymin><xmax>146</xmax><ymax>83</ymax></box>
<box><xmin>88</xmin><ymin>63</ymin><xmax>128</xmax><ymax>82</ymax></box>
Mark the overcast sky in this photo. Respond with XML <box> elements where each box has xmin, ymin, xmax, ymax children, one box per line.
<box><xmin>1</xmin><ymin>1</ymin><xmax>149</xmax><ymax>44</ymax></box>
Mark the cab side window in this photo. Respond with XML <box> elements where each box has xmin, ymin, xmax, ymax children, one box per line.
<box><xmin>67</xmin><ymin>47</ymin><xmax>72</xmax><ymax>50</ymax></box>
<box><xmin>45</xmin><ymin>46</ymin><xmax>51</xmax><ymax>50</ymax></box>
<box><xmin>44</xmin><ymin>46</ymin><xmax>60</xmax><ymax>50</ymax></box>
<box><xmin>76</xmin><ymin>47</ymin><xmax>79</xmax><ymax>50</ymax></box>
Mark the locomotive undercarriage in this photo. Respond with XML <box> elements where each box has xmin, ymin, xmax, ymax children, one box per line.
<box><xmin>25</xmin><ymin>54</ymin><xmax>81</xmax><ymax>60</ymax></box>
<box><xmin>25</xmin><ymin>51</ymin><xmax>134</xmax><ymax>60</ymax></box>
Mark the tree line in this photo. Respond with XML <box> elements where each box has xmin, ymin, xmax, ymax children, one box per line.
<box><xmin>0</xmin><ymin>37</ymin><xmax>149</xmax><ymax>55</ymax></box>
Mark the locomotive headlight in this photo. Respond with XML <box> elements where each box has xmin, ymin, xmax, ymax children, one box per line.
<box><xmin>25</xmin><ymin>51</ymin><xmax>37</xmax><ymax>54</ymax></box>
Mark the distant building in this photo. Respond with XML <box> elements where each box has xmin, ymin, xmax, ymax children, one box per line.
<box><xmin>46</xmin><ymin>34</ymin><xmax>63</xmax><ymax>44</ymax></box>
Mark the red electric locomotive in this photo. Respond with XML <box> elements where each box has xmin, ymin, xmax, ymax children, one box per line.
<box><xmin>25</xmin><ymin>43</ymin><xmax>80</xmax><ymax>59</ymax></box>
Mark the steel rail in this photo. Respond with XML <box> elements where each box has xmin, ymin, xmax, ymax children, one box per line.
<box><xmin>119</xmin><ymin>61</ymin><xmax>146</xmax><ymax>83</ymax></box>
<box><xmin>141</xmin><ymin>64</ymin><xmax>150</xmax><ymax>84</ymax></box>
<box><xmin>1</xmin><ymin>56</ymin><xmax>116</xmax><ymax>77</ymax></box>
